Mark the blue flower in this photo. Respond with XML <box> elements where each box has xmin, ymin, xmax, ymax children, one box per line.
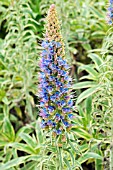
<box><xmin>110</xmin><ymin>0</ymin><xmax>113</xmax><ymax>3</ymax></box>
<box><xmin>47</xmin><ymin>120</ymin><xmax>53</xmax><ymax>125</ymax></box>
<box><xmin>56</xmin><ymin>129</ymin><xmax>62</xmax><ymax>135</ymax></box>
<box><xmin>49</xmin><ymin>75</ymin><xmax>55</xmax><ymax>81</ymax></box>
<box><xmin>63</xmin><ymin>121</ymin><xmax>70</xmax><ymax>127</ymax></box>
<box><xmin>55</xmin><ymin>113</ymin><xmax>61</xmax><ymax>120</ymax></box>
<box><xmin>68</xmin><ymin>114</ymin><xmax>74</xmax><ymax>119</ymax></box>
<box><xmin>47</xmin><ymin>85</ymin><xmax>53</xmax><ymax>93</ymax></box>
<box><xmin>56</xmin><ymin>80</ymin><xmax>62</xmax><ymax>87</ymax></box>
<box><xmin>52</xmin><ymin>122</ymin><xmax>56</xmax><ymax>127</ymax></box>
<box><xmin>56</xmin><ymin>42</ymin><xmax>61</xmax><ymax>48</ymax></box>
<box><xmin>48</xmin><ymin>105</ymin><xmax>55</xmax><ymax>112</ymax></box>
<box><xmin>68</xmin><ymin>100</ymin><xmax>73</xmax><ymax>107</ymax></box>
<box><xmin>60</xmin><ymin>100</ymin><xmax>66</xmax><ymax>107</ymax></box>
<box><xmin>56</xmin><ymin>101</ymin><xmax>61</xmax><ymax>106</ymax></box>
<box><xmin>63</xmin><ymin>108</ymin><xmax>71</xmax><ymax>113</ymax></box>
<box><xmin>40</xmin><ymin>72</ymin><xmax>45</xmax><ymax>78</ymax></box>
<box><xmin>40</xmin><ymin>120</ymin><xmax>47</xmax><ymax>128</ymax></box>
<box><xmin>40</xmin><ymin>101</ymin><xmax>45</xmax><ymax>107</ymax></box>
<box><xmin>50</xmin><ymin>94</ymin><xmax>56</xmax><ymax>102</ymax></box>
<box><xmin>55</xmin><ymin>91</ymin><xmax>60</xmax><ymax>97</ymax></box>
<box><xmin>42</xmin><ymin>50</ymin><xmax>48</xmax><ymax>56</ymax></box>
<box><xmin>42</xmin><ymin>41</ymin><xmax>49</xmax><ymax>48</ymax></box>
<box><xmin>39</xmin><ymin>40</ymin><xmax>73</xmax><ymax>135</ymax></box>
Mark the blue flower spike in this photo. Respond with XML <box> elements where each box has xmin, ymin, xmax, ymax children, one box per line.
<box><xmin>39</xmin><ymin>4</ymin><xmax>74</xmax><ymax>137</ymax></box>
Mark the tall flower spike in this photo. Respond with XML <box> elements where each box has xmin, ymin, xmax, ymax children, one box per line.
<box><xmin>107</xmin><ymin>0</ymin><xmax>113</xmax><ymax>25</ymax></box>
<box><xmin>39</xmin><ymin>4</ymin><xmax>74</xmax><ymax>137</ymax></box>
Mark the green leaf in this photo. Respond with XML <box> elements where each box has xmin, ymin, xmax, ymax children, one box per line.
<box><xmin>26</xmin><ymin>100</ymin><xmax>34</xmax><ymax>120</ymax></box>
<box><xmin>36</xmin><ymin>122</ymin><xmax>44</xmax><ymax>144</ymax></box>
<box><xmin>72</xmin><ymin>81</ymin><xmax>97</xmax><ymax>89</ymax></box>
<box><xmin>91</xmin><ymin>31</ymin><xmax>105</xmax><ymax>38</ymax></box>
<box><xmin>0</xmin><ymin>114</ymin><xmax>4</xmax><ymax>121</ymax></box>
<box><xmin>15</xmin><ymin>126</ymin><xmax>33</xmax><ymax>142</ymax></box>
<box><xmin>3</xmin><ymin>118</ymin><xmax>15</xmax><ymax>141</ymax></box>
<box><xmin>68</xmin><ymin>46</ymin><xmax>78</xmax><ymax>54</ymax></box>
<box><xmin>85</xmin><ymin>96</ymin><xmax>92</xmax><ymax>119</ymax></box>
<box><xmin>82</xmin><ymin>43</ymin><xmax>91</xmax><ymax>51</ymax></box>
<box><xmin>12</xmin><ymin>143</ymin><xmax>37</xmax><ymax>154</ymax></box>
<box><xmin>79</xmin><ymin>144</ymin><xmax>89</xmax><ymax>153</ymax></box>
<box><xmin>21</xmin><ymin>161</ymin><xmax>37</xmax><ymax>170</ymax></box>
<box><xmin>76</xmin><ymin>85</ymin><xmax>100</xmax><ymax>104</ymax></box>
<box><xmin>64</xmin><ymin>149</ymin><xmax>75</xmax><ymax>167</ymax></box>
<box><xmin>4</xmin><ymin>149</ymin><xmax>12</xmax><ymax>163</ymax></box>
<box><xmin>19</xmin><ymin>133</ymin><xmax>37</xmax><ymax>148</ymax></box>
<box><xmin>89</xmin><ymin>6</ymin><xmax>104</xmax><ymax>19</ymax></box>
<box><xmin>0</xmin><ymin>141</ymin><xmax>9</xmax><ymax>147</ymax></box>
<box><xmin>0</xmin><ymin>156</ymin><xmax>29</xmax><ymax>170</ymax></box>
<box><xmin>78</xmin><ymin>65</ymin><xmax>98</xmax><ymax>79</ymax></box>
<box><xmin>78</xmin><ymin>152</ymin><xmax>102</xmax><ymax>164</ymax></box>
<box><xmin>88</xmin><ymin>53</ymin><xmax>103</xmax><ymax>71</ymax></box>
<box><xmin>80</xmin><ymin>75</ymin><xmax>96</xmax><ymax>81</ymax></box>
<box><xmin>71</xmin><ymin>127</ymin><xmax>92</xmax><ymax>140</ymax></box>
<box><xmin>64</xmin><ymin>157</ymin><xmax>71</xmax><ymax>170</ymax></box>
<box><xmin>95</xmin><ymin>150</ymin><xmax>103</xmax><ymax>170</ymax></box>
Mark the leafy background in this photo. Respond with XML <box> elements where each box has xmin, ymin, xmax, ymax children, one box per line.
<box><xmin>0</xmin><ymin>0</ymin><xmax>112</xmax><ymax>170</ymax></box>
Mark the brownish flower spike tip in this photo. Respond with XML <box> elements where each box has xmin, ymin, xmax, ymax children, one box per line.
<box><xmin>46</xmin><ymin>4</ymin><xmax>65</xmax><ymax>57</ymax></box>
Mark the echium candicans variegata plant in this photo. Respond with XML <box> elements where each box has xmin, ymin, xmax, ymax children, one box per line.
<box><xmin>39</xmin><ymin>4</ymin><xmax>74</xmax><ymax>137</ymax></box>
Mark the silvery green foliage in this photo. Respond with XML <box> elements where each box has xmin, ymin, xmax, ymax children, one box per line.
<box><xmin>0</xmin><ymin>0</ymin><xmax>39</xmax><ymax>120</ymax></box>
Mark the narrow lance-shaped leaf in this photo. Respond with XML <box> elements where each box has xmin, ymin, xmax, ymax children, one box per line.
<box><xmin>72</xmin><ymin>81</ymin><xmax>97</xmax><ymax>89</ymax></box>
<box><xmin>78</xmin><ymin>152</ymin><xmax>102</xmax><ymax>164</ymax></box>
<box><xmin>0</xmin><ymin>156</ymin><xmax>29</xmax><ymax>170</ymax></box>
<box><xmin>76</xmin><ymin>85</ymin><xmax>100</xmax><ymax>104</ymax></box>
<box><xmin>88</xmin><ymin>53</ymin><xmax>103</xmax><ymax>71</ymax></box>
